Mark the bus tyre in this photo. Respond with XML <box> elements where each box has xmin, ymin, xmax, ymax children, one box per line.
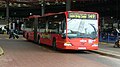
<box><xmin>38</xmin><ymin>36</ymin><xmax>40</xmax><ymax>45</ymax></box>
<box><xmin>52</xmin><ymin>38</ymin><xmax>57</xmax><ymax>50</ymax></box>
<box><xmin>27</xmin><ymin>34</ymin><xmax>29</xmax><ymax>40</ymax></box>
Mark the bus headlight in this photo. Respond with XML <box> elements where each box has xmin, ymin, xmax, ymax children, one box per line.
<box><xmin>64</xmin><ymin>42</ymin><xmax>72</xmax><ymax>46</ymax></box>
<box><xmin>92</xmin><ymin>44</ymin><xmax>98</xmax><ymax>47</ymax></box>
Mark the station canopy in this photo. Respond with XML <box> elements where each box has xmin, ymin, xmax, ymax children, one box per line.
<box><xmin>5</xmin><ymin>0</ymin><xmax>102</xmax><ymax>2</ymax></box>
<box><xmin>0</xmin><ymin>0</ymin><xmax>105</xmax><ymax>4</ymax></box>
<box><xmin>0</xmin><ymin>0</ymin><xmax>119</xmax><ymax>18</ymax></box>
<box><xmin>0</xmin><ymin>0</ymin><xmax>109</xmax><ymax>8</ymax></box>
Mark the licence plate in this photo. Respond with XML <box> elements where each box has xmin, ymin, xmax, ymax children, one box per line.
<box><xmin>78</xmin><ymin>47</ymin><xmax>86</xmax><ymax>49</ymax></box>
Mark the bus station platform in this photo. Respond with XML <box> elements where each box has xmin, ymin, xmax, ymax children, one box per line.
<box><xmin>92</xmin><ymin>42</ymin><xmax>120</xmax><ymax>59</ymax></box>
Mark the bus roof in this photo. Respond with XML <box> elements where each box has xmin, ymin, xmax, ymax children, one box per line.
<box><xmin>28</xmin><ymin>15</ymin><xmax>40</xmax><ymax>18</ymax></box>
<box><xmin>27</xmin><ymin>11</ymin><xmax>98</xmax><ymax>18</ymax></box>
<box><xmin>42</xmin><ymin>11</ymin><xmax>98</xmax><ymax>17</ymax></box>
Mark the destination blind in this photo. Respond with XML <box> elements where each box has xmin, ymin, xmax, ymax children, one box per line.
<box><xmin>68</xmin><ymin>12</ymin><xmax>97</xmax><ymax>20</ymax></box>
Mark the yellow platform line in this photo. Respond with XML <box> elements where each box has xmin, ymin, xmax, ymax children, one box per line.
<box><xmin>22</xmin><ymin>38</ymin><xmax>26</xmax><ymax>40</ymax></box>
<box><xmin>6</xmin><ymin>38</ymin><xmax>9</xmax><ymax>39</ymax></box>
<box><xmin>4</xmin><ymin>38</ymin><xmax>26</xmax><ymax>40</ymax></box>
<box><xmin>0</xmin><ymin>47</ymin><xmax>4</xmax><ymax>56</ymax></box>
<box><xmin>0</xmin><ymin>37</ymin><xmax>26</xmax><ymax>40</ymax></box>
<box><xmin>99</xmin><ymin>42</ymin><xmax>108</xmax><ymax>45</ymax></box>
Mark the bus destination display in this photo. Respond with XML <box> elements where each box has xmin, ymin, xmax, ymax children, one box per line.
<box><xmin>68</xmin><ymin>12</ymin><xmax>97</xmax><ymax>19</ymax></box>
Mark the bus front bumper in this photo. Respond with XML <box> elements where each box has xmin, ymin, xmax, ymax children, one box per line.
<box><xmin>63</xmin><ymin>46</ymin><xmax>98</xmax><ymax>50</ymax></box>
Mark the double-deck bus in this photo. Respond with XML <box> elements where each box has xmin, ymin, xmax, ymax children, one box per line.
<box><xmin>23</xmin><ymin>11</ymin><xmax>99</xmax><ymax>50</ymax></box>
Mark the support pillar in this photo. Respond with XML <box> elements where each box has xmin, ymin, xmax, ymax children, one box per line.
<box><xmin>66</xmin><ymin>0</ymin><xmax>71</xmax><ymax>11</ymax></box>
<box><xmin>34</xmin><ymin>18</ymin><xmax>38</xmax><ymax>43</ymax></box>
<box><xmin>41</xmin><ymin>0</ymin><xmax>45</xmax><ymax>16</ymax></box>
<box><xmin>6</xmin><ymin>0</ymin><xmax>9</xmax><ymax>29</ymax></box>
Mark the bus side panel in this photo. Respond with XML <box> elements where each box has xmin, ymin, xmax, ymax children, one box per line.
<box><xmin>24</xmin><ymin>31</ymin><xmax>34</xmax><ymax>41</ymax></box>
<box><xmin>39</xmin><ymin>33</ymin><xmax>52</xmax><ymax>46</ymax></box>
<box><xmin>24</xmin><ymin>31</ymin><xmax>28</xmax><ymax>39</ymax></box>
<box><xmin>29</xmin><ymin>32</ymin><xmax>34</xmax><ymax>41</ymax></box>
<box><xmin>39</xmin><ymin>33</ymin><xmax>66</xmax><ymax>48</ymax></box>
<box><xmin>40</xmin><ymin>38</ymin><xmax>52</xmax><ymax>46</ymax></box>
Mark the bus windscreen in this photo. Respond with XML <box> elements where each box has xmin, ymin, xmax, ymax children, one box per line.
<box><xmin>66</xmin><ymin>12</ymin><xmax>98</xmax><ymax>39</ymax></box>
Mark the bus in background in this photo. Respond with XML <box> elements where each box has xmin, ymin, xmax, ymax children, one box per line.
<box><xmin>23</xmin><ymin>15</ymin><xmax>40</xmax><ymax>41</ymax></box>
<box><xmin>23</xmin><ymin>11</ymin><xmax>99</xmax><ymax>50</ymax></box>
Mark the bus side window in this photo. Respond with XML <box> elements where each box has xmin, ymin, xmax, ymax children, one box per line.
<box><xmin>39</xmin><ymin>18</ymin><xmax>46</xmax><ymax>33</ymax></box>
<box><xmin>48</xmin><ymin>21</ymin><xmax>59</xmax><ymax>33</ymax></box>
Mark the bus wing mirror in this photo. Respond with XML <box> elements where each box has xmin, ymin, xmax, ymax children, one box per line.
<box><xmin>61</xmin><ymin>33</ymin><xmax>66</xmax><ymax>39</ymax></box>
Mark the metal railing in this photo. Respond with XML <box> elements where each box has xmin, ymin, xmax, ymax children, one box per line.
<box><xmin>100</xmin><ymin>32</ymin><xmax>118</xmax><ymax>42</ymax></box>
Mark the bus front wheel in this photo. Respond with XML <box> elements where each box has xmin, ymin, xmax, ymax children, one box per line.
<box><xmin>38</xmin><ymin>36</ymin><xmax>41</xmax><ymax>45</ymax></box>
<box><xmin>27</xmin><ymin>34</ymin><xmax>29</xmax><ymax>40</ymax></box>
<box><xmin>52</xmin><ymin>38</ymin><xmax>57</xmax><ymax>50</ymax></box>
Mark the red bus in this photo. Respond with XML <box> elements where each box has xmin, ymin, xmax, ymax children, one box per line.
<box><xmin>23</xmin><ymin>11</ymin><xmax>99</xmax><ymax>50</ymax></box>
